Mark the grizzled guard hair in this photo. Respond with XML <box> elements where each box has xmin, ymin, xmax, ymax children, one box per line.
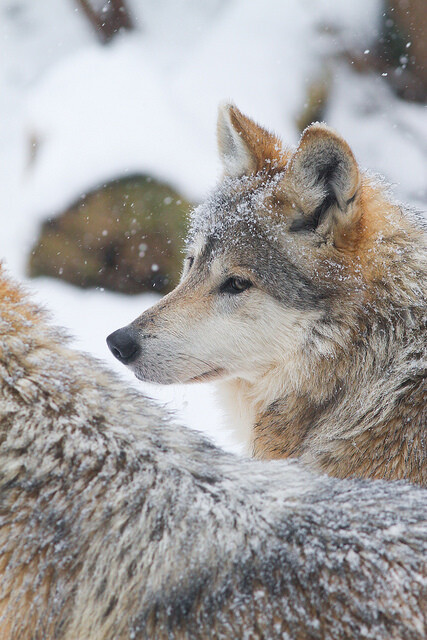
<box><xmin>0</xmin><ymin>266</ymin><xmax>426</xmax><ymax>639</ymax></box>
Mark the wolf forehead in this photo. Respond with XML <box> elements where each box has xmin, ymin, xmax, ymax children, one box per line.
<box><xmin>186</xmin><ymin>176</ymin><xmax>329</xmax><ymax>309</ymax></box>
<box><xmin>188</xmin><ymin>172</ymin><xmax>288</xmax><ymax>252</ymax></box>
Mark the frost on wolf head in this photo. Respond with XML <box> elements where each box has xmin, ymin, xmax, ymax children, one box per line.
<box><xmin>188</xmin><ymin>103</ymin><xmax>291</xmax><ymax>250</ymax></box>
<box><xmin>188</xmin><ymin>171</ymin><xmax>286</xmax><ymax>250</ymax></box>
<box><xmin>190</xmin><ymin>104</ymin><xmax>365</xmax><ymax>258</ymax></box>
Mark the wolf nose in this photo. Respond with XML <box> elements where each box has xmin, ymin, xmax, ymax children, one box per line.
<box><xmin>106</xmin><ymin>327</ymin><xmax>140</xmax><ymax>364</ymax></box>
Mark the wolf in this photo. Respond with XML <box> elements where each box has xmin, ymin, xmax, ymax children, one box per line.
<box><xmin>1</xmin><ymin>266</ymin><xmax>426</xmax><ymax>638</ymax></box>
<box><xmin>107</xmin><ymin>104</ymin><xmax>427</xmax><ymax>485</ymax></box>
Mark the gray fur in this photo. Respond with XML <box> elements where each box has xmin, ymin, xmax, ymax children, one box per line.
<box><xmin>0</xmin><ymin>269</ymin><xmax>426</xmax><ymax>639</ymax></box>
<box><xmin>188</xmin><ymin>175</ymin><xmax>329</xmax><ymax>310</ymax></box>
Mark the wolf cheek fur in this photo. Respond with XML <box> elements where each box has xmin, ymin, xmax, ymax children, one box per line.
<box><xmin>109</xmin><ymin>103</ymin><xmax>426</xmax><ymax>485</ymax></box>
<box><xmin>1</xmin><ymin>266</ymin><xmax>427</xmax><ymax>639</ymax></box>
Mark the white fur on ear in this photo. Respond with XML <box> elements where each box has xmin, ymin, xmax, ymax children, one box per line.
<box><xmin>217</xmin><ymin>103</ymin><xmax>257</xmax><ymax>178</ymax></box>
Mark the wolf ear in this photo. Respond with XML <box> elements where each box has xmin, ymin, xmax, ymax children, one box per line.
<box><xmin>217</xmin><ymin>103</ymin><xmax>284</xmax><ymax>178</ymax></box>
<box><xmin>287</xmin><ymin>124</ymin><xmax>361</xmax><ymax>249</ymax></box>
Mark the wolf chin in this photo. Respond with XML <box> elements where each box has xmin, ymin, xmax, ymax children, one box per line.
<box><xmin>108</xmin><ymin>103</ymin><xmax>426</xmax><ymax>486</ymax></box>
<box><xmin>1</xmin><ymin>266</ymin><xmax>426</xmax><ymax>638</ymax></box>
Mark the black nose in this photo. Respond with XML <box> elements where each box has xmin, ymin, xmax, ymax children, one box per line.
<box><xmin>106</xmin><ymin>327</ymin><xmax>140</xmax><ymax>364</ymax></box>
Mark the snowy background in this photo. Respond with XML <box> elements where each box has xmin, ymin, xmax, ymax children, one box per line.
<box><xmin>1</xmin><ymin>0</ymin><xmax>426</xmax><ymax>453</ymax></box>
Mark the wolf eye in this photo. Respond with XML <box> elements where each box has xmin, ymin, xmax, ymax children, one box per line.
<box><xmin>186</xmin><ymin>256</ymin><xmax>194</xmax><ymax>269</ymax></box>
<box><xmin>221</xmin><ymin>277</ymin><xmax>252</xmax><ymax>295</ymax></box>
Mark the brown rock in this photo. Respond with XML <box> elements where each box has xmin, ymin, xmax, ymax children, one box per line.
<box><xmin>28</xmin><ymin>174</ymin><xmax>192</xmax><ymax>294</ymax></box>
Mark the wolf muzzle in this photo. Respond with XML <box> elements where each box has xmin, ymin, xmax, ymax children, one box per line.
<box><xmin>106</xmin><ymin>327</ymin><xmax>140</xmax><ymax>364</ymax></box>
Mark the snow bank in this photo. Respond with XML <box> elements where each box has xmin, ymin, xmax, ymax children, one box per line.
<box><xmin>23</xmin><ymin>0</ymin><xmax>397</xmax><ymax>219</ymax></box>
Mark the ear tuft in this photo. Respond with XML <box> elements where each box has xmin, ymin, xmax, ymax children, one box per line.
<box><xmin>287</xmin><ymin>123</ymin><xmax>361</xmax><ymax>245</ymax></box>
<box><xmin>217</xmin><ymin>103</ymin><xmax>286</xmax><ymax>178</ymax></box>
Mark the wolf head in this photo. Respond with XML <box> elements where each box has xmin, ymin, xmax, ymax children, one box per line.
<box><xmin>107</xmin><ymin>104</ymin><xmax>399</xmax><ymax>387</ymax></box>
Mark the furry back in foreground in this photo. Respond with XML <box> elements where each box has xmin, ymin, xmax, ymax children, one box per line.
<box><xmin>108</xmin><ymin>104</ymin><xmax>426</xmax><ymax>485</ymax></box>
<box><xmin>0</xmin><ymin>266</ymin><xmax>426</xmax><ymax>639</ymax></box>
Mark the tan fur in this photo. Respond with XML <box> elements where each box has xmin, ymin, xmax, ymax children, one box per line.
<box><xmin>253</xmin><ymin>383</ymin><xmax>426</xmax><ymax>485</ymax></box>
<box><xmin>220</xmin><ymin>105</ymin><xmax>291</xmax><ymax>174</ymax></box>
<box><xmin>0</xmin><ymin>268</ymin><xmax>35</xmax><ymax>330</ymax></box>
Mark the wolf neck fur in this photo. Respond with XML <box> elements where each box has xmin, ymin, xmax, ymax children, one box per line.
<box><xmin>218</xmin><ymin>306</ymin><xmax>426</xmax><ymax>484</ymax></box>
<box><xmin>217</xmin><ymin>350</ymin><xmax>314</xmax><ymax>454</ymax></box>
